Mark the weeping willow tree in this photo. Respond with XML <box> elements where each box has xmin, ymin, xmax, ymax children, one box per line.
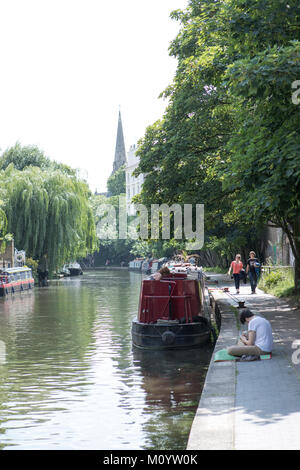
<box><xmin>1</xmin><ymin>164</ymin><xmax>97</xmax><ymax>272</ymax></box>
<box><xmin>0</xmin><ymin>187</ymin><xmax>8</xmax><ymax>255</ymax></box>
<box><xmin>0</xmin><ymin>203</ymin><xmax>8</xmax><ymax>256</ymax></box>
<box><xmin>0</xmin><ymin>207</ymin><xmax>7</xmax><ymax>238</ymax></box>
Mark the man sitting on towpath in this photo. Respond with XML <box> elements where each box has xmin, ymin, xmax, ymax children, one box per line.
<box><xmin>227</xmin><ymin>308</ymin><xmax>273</xmax><ymax>361</ymax></box>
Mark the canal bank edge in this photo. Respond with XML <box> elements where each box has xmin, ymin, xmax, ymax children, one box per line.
<box><xmin>187</xmin><ymin>290</ymin><xmax>239</xmax><ymax>450</ymax></box>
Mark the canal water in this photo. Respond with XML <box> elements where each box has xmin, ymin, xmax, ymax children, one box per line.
<box><xmin>0</xmin><ymin>270</ymin><xmax>213</xmax><ymax>450</ymax></box>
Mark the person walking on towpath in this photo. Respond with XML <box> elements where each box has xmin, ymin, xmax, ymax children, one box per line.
<box><xmin>228</xmin><ymin>254</ymin><xmax>244</xmax><ymax>294</ymax></box>
<box><xmin>246</xmin><ymin>251</ymin><xmax>261</xmax><ymax>294</ymax></box>
<box><xmin>227</xmin><ymin>308</ymin><xmax>273</xmax><ymax>360</ymax></box>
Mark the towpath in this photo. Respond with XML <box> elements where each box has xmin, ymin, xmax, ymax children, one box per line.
<box><xmin>187</xmin><ymin>273</ymin><xmax>300</xmax><ymax>450</ymax></box>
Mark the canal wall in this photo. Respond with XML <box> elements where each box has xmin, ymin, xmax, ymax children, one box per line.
<box><xmin>187</xmin><ymin>289</ymin><xmax>239</xmax><ymax>450</ymax></box>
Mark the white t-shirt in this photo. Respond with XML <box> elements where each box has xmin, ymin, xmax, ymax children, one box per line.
<box><xmin>248</xmin><ymin>316</ymin><xmax>273</xmax><ymax>352</ymax></box>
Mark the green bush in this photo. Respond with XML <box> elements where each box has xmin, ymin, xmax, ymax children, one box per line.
<box><xmin>263</xmin><ymin>271</ymin><xmax>284</xmax><ymax>288</ymax></box>
<box><xmin>25</xmin><ymin>257</ymin><xmax>39</xmax><ymax>284</ymax></box>
<box><xmin>259</xmin><ymin>268</ymin><xmax>294</xmax><ymax>297</ymax></box>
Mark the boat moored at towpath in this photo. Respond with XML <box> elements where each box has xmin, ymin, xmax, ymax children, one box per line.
<box><xmin>132</xmin><ymin>271</ymin><xmax>212</xmax><ymax>350</ymax></box>
<box><xmin>0</xmin><ymin>267</ymin><xmax>34</xmax><ymax>297</ymax></box>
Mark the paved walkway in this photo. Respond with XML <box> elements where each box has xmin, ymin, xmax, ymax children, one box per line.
<box><xmin>188</xmin><ymin>273</ymin><xmax>300</xmax><ymax>450</ymax></box>
<box><xmin>211</xmin><ymin>273</ymin><xmax>300</xmax><ymax>376</ymax></box>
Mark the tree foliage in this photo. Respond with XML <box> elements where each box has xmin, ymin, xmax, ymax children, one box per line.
<box><xmin>134</xmin><ymin>0</ymin><xmax>256</xmax><ymax>261</ymax></box>
<box><xmin>0</xmin><ymin>148</ymin><xmax>97</xmax><ymax>271</ymax></box>
<box><xmin>107</xmin><ymin>165</ymin><xmax>126</xmax><ymax>196</ymax></box>
<box><xmin>223</xmin><ymin>43</ymin><xmax>300</xmax><ymax>284</ymax></box>
<box><xmin>0</xmin><ymin>141</ymin><xmax>75</xmax><ymax>175</ymax></box>
<box><xmin>0</xmin><ymin>205</ymin><xmax>7</xmax><ymax>238</ymax></box>
<box><xmin>91</xmin><ymin>193</ymin><xmax>134</xmax><ymax>265</ymax></box>
<box><xmin>134</xmin><ymin>0</ymin><xmax>300</xmax><ymax>286</ymax></box>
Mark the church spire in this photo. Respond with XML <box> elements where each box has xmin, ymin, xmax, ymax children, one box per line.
<box><xmin>112</xmin><ymin>110</ymin><xmax>126</xmax><ymax>174</ymax></box>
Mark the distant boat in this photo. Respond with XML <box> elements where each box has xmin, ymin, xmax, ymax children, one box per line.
<box><xmin>141</xmin><ymin>259</ymin><xmax>152</xmax><ymax>274</ymax></box>
<box><xmin>128</xmin><ymin>258</ymin><xmax>144</xmax><ymax>272</ymax></box>
<box><xmin>166</xmin><ymin>260</ymin><xmax>202</xmax><ymax>275</ymax></box>
<box><xmin>64</xmin><ymin>262</ymin><xmax>83</xmax><ymax>276</ymax></box>
<box><xmin>60</xmin><ymin>266</ymin><xmax>70</xmax><ymax>277</ymax></box>
<box><xmin>0</xmin><ymin>267</ymin><xmax>34</xmax><ymax>296</ymax></box>
<box><xmin>150</xmin><ymin>257</ymin><xmax>168</xmax><ymax>274</ymax></box>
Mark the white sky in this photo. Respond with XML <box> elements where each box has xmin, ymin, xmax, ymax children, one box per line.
<box><xmin>0</xmin><ymin>0</ymin><xmax>188</xmax><ymax>193</ymax></box>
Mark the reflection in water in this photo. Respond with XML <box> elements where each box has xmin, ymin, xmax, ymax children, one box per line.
<box><xmin>0</xmin><ymin>271</ymin><xmax>212</xmax><ymax>450</ymax></box>
<box><xmin>133</xmin><ymin>347</ymin><xmax>212</xmax><ymax>450</ymax></box>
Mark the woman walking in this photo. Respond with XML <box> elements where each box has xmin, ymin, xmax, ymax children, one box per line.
<box><xmin>228</xmin><ymin>254</ymin><xmax>244</xmax><ymax>294</ymax></box>
<box><xmin>246</xmin><ymin>251</ymin><xmax>260</xmax><ymax>294</ymax></box>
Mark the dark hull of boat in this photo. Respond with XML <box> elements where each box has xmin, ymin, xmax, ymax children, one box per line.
<box><xmin>132</xmin><ymin>319</ymin><xmax>211</xmax><ymax>350</ymax></box>
<box><xmin>68</xmin><ymin>269</ymin><xmax>83</xmax><ymax>276</ymax></box>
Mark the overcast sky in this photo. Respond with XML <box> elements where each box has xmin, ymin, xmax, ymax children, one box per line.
<box><xmin>0</xmin><ymin>0</ymin><xmax>188</xmax><ymax>193</ymax></box>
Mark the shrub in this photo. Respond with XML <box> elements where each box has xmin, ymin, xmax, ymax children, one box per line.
<box><xmin>263</xmin><ymin>271</ymin><xmax>284</xmax><ymax>288</ymax></box>
<box><xmin>25</xmin><ymin>257</ymin><xmax>39</xmax><ymax>284</ymax></box>
<box><xmin>259</xmin><ymin>268</ymin><xmax>294</xmax><ymax>297</ymax></box>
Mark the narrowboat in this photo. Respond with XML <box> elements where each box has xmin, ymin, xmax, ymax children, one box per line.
<box><xmin>150</xmin><ymin>257</ymin><xmax>168</xmax><ymax>274</ymax></box>
<box><xmin>132</xmin><ymin>272</ymin><xmax>212</xmax><ymax>350</ymax></box>
<box><xmin>0</xmin><ymin>267</ymin><xmax>34</xmax><ymax>297</ymax></box>
<box><xmin>141</xmin><ymin>259</ymin><xmax>152</xmax><ymax>274</ymax></box>
<box><xmin>128</xmin><ymin>258</ymin><xmax>144</xmax><ymax>272</ymax></box>
<box><xmin>166</xmin><ymin>259</ymin><xmax>202</xmax><ymax>275</ymax></box>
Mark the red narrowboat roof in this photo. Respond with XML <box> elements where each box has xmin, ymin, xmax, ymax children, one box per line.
<box><xmin>138</xmin><ymin>276</ymin><xmax>202</xmax><ymax>324</ymax></box>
